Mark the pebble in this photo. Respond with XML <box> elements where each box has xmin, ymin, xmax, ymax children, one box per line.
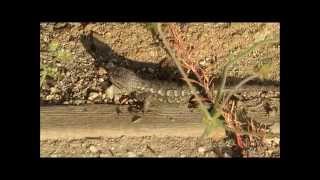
<box><xmin>69</xmin><ymin>22</ymin><xmax>82</xmax><ymax>27</ymax></box>
<box><xmin>88</xmin><ymin>92</ymin><xmax>99</xmax><ymax>101</ymax></box>
<box><xmin>98</xmin><ymin>78</ymin><xmax>105</xmax><ymax>82</ymax></box>
<box><xmin>46</xmin><ymin>94</ymin><xmax>55</xmax><ymax>101</ymax></box>
<box><xmin>54</xmin><ymin>23</ymin><xmax>68</xmax><ymax>29</ymax></box>
<box><xmin>89</xmin><ymin>145</ymin><xmax>99</xmax><ymax>153</ymax></box>
<box><xmin>199</xmin><ymin>59</ymin><xmax>209</xmax><ymax>67</ymax></box>
<box><xmin>50</xmin><ymin>154</ymin><xmax>59</xmax><ymax>158</ymax></box>
<box><xmin>127</xmin><ymin>152</ymin><xmax>137</xmax><ymax>157</ymax></box>
<box><xmin>128</xmin><ymin>99</ymin><xmax>134</xmax><ymax>104</ymax></box>
<box><xmin>98</xmin><ymin>67</ymin><xmax>107</xmax><ymax>76</ymax></box>
<box><xmin>50</xmin><ymin>87</ymin><xmax>60</xmax><ymax>94</ymax></box>
<box><xmin>62</xmin><ymin>101</ymin><xmax>69</xmax><ymax>105</ymax></box>
<box><xmin>74</xmin><ymin>100</ymin><xmax>84</xmax><ymax>105</ymax></box>
<box><xmin>223</xmin><ymin>153</ymin><xmax>232</xmax><ymax>158</ymax></box>
<box><xmin>99</xmin><ymin>154</ymin><xmax>110</xmax><ymax>158</ymax></box>
<box><xmin>180</xmin><ymin>154</ymin><xmax>187</xmax><ymax>158</ymax></box>
<box><xmin>198</xmin><ymin>147</ymin><xmax>206</xmax><ymax>154</ymax></box>
<box><xmin>81</xmin><ymin>143</ymin><xmax>87</xmax><ymax>148</ymax></box>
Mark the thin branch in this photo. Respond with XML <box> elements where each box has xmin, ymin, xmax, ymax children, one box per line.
<box><xmin>157</xmin><ymin>23</ymin><xmax>212</xmax><ymax>120</ymax></box>
<box><xmin>214</xmin><ymin>38</ymin><xmax>278</xmax><ymax>108</ymax></box>
<box><xmin>220</xmin><ymin>74</ymin><xmax>259</xmax><ymax>109</ymax></box>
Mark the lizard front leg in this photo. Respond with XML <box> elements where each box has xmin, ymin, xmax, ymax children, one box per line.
<box><xmin>127</xmin><ymin>92</ymin><xmax>152</xmax><ymax>113</ymax></box>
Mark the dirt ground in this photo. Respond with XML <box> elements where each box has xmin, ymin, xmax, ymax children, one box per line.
<box><xmin>40</xmin><ymin>22</ymin><xmax>280</xmax><ymax>158</ymax></box>
<box><xmin>40</xmin><ymin>136</ymin><xmax>279</xmax><ymax>158</ymax></box>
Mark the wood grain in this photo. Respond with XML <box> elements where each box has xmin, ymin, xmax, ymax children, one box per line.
<box><xmin>40</xmin><ymin>104</ymin><xmax>206</xmax><ymax>139</ymax></box>
<box><xmin>40</xmin><ymin>101</ymin><xmax>280</xmax><ymax>139</ymax></box>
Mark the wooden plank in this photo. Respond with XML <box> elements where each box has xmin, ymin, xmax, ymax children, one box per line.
<box><xmin>40</xmin><ymin>104</ymin><xmax>206</xmax><ymax>139</ymax></box>
<box><xmin>40</xmin><ymin>101</ymin><xmax>280</xmax><ymax>140</ymax></box>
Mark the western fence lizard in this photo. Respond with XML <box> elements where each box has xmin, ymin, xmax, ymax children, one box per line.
<box><xmin>106</xmin><ymin>66</ymin><xmax>280</xmax><ymax>126</ymax></box>
<box><xmin>107</xmin><ymin>66</ymin><xmax>200</xmax><ymax>111</ymax></box>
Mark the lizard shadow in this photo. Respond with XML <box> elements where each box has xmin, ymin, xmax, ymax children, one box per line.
<box><xmin>80</xmin><ymin>31</ymin><xmax>280</xmax><ymax>88</ymax></box>
<box><xmin>80</xmin><ymin>31</ymin><xmax>180</xmax><ymax>82</ymax></box>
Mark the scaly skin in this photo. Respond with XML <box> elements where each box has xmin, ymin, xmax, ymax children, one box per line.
<box><xmin>108</xmin><ymin>66</ymin><xmax>198</xmax><ymax>106</ymax></box>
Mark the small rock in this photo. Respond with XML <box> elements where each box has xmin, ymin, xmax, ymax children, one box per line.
<box><xmin>223</xmin><ymin>153</ymin><xmax>232</xmax><ymax>158</ymax></box>
<box><xmin>69</xmin><ymin>22</ymin><xmax>82</xmax><ymax>27</ymax></box>
<box><xmin>128</xmin><ymin>99</ymin><xmax>134</xmax><ymax>104</ymax></box>
<box><xmin>50</xmin><ymin>87</ymin><xmax>59</xmax><ymax>94</ymax></box>
<box><xmin>99</xmin><ymin>154</ymin><xmax>110</xmax><ymax>158</ymax></box>
<box><xmin>98</xmin><ymin>78</ymin><xmax>105</xmax><ymax>82</ymax></box>
<box><xmin>88</xmin><ymin>92</ymin><xmax>99</xmax><ymax>101</ymax></box>
<box><xmin>180</xmin><ymin>154</ymin><xmax>187</xmax><ymax>158</ymax></box>
<box><xmin>50</xmin><ymin>154</ymin><xmax>59</xmax><ymax>158</ymax></box>
<box><xmin>63</xmin><ymin>101</ymin><xmax>69</xmax><ymax>105</ymax></box>
<box><xmin>54</xmin><ymin>23</ymin><xmax>68</xmax><ymax>29</ymax></box>
<box><xmin>98</xmin><ymin>67</ymin><xmax>107</xmax><ymax>76</ymax></box>
<box><xmin>81</xmin><ymin>143</ymin><xmax>88</xmax><ymax>148</ymax></box>
<box><xmin>199</xmin><ymin>60</ymin><xmax>207</xmax><ymax>67</ymax></box>
<box><xmin>46</xmin><ymin>94</ymin><xmax>55</xmax><ymax>101</ymax></box>
<box><xmin>65</xmin><ymin>72</ymin><xmax>71</xmax><ymax>77</ymax></box>
<box><xmin>105</xmin><ymin>32</ymin><xmax>112</xmax><ymax>37</ymax></box>
<box><xmin>89</xmin><ymin>145</ymin><xmax>99</xmax><ymax>153</ymax></box>
<box><xmin>127</xmin><ymin>152</ymin><xmax>137</xmax><ymax>157</ymax></box>
<box><xmin>198</xmin><ymin>147</ymin><xmax>206</xmax><ymax>154</ymax></box>
<box><xmin>74</xmin><ymin>100</ymin><xmax>84</xmax><ymax>105</ymax></box>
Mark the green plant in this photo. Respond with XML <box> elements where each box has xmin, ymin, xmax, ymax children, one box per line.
<box><xmin>56</xmin><ymin>48</ymin><xmax>72</xmax><ymax>62</ymax></box>
<box><xmin>48</xmin><ymin>41</ymin><xmax>72</xmax><ymax>62</ymax></box>
<box><xmin>40</xmin><ymin>62</ymin><xmax>58</xmax><ymax>88</ymax></box>
<box><xmin>157</xmin><ymin>23</ymin><xmax>278</xmax><ymax>139</ymax></box>
<box><xmin>41</xmin><ymin>41</ymin><xmax>72</xmax><ymax>88</ymax></box>
<box><xmin>48</xmin><ymin>41</ymin><xmax>59</xmax><ymax>52</ymax></box>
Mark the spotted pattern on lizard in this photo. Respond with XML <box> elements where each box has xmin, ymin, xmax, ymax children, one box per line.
<box><xmin>106</xmin><ymin>66</ymin><xmax>200</xmax><ymax>111</ymax></box>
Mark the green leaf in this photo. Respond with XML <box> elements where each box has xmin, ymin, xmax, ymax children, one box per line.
<box><xmin>56</xmin><ymin>49</ymin><xmax>72</xmax><ymax>62</ymax></box>
<box><xmin>48</xmin><ymin>41</ymin><xmax>59</xmax><ymax>52</ymax></box>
